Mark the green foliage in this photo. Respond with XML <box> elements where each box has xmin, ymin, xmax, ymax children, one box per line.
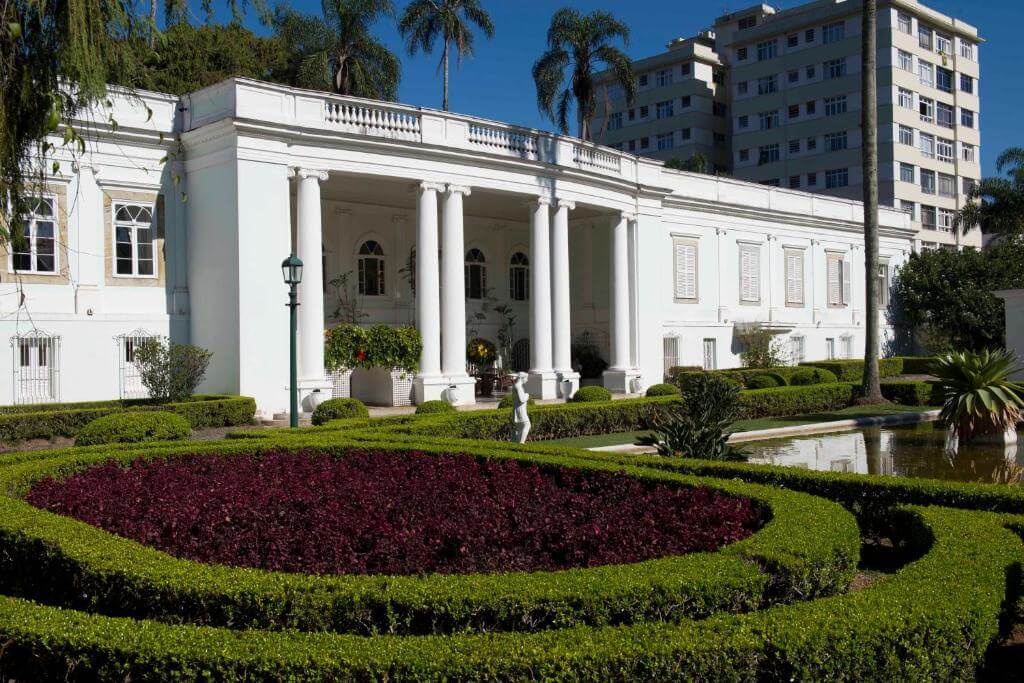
<box><xmin>664</xmin><ymin>153</ymin><xmax>708</xmax><ymax>174</ymax></box>
<box><xmin>74</xmin><ymin>411</ymin><xmax>190</xmax><ymax>446</ymax></box>
<box><xmin>324</xmin><ymin>324</ymin><xmax>422</xmax><ymax>373</ymax></box>
<box><xmin>0</xmin><ymin>396</ymin><xmax>255</xmax><ymax>442</ymax></box>
<box><xmin>737</xmin><ymin>383</ymin><xmax>856</xmax><ymax>419</ymax></box>
<box><xmin>497</xmin><ymin>392</ymin><xmax>534</xmax><ymax>409</ymax></box>
<box><xmin>415</xmin><ymin>400</ymin><xmax>456</xmax><ymax>415</ymax></box>
<box><xmin>892</xmin><ymin>356</ymin><xmax>938</xmax><ymax>375</ymax></box>
<box><xmin>879</xmin><ymin>380</ymin><xmax>941</xmax><ymax>406</ymax></box>
<box><xmin>645</xmin><ymin>383</ymin><xmax>681</xmax><ymax>397</ymax></box>
<box><xmin>891</xmin><ymin>237</ymin><xmax>1024</xmax><ymax>351</ymax></box>
<box><xmin>800</xmin><ymin>358</ymin><xmax>903</xmax><ymax>383</ymax></box>
<box><xmin>735</xmin><ymin>325</ymin><xmax>789</xmax><ymax>368</ymax></box>
<box><xmin>639</xmin><ymin>374</ymin><xmax>746</xmax><ymax>460</ymax></box>
<box><xmin>571</xmin><ymin>332</ymin><xmax>608</xmax><ymax>379</ymax></box>
<box><xmin>789</xmin><ymin>367</ymin><xmax>837</xmax><ymax>386</ymax></box>
<box><xmin>746</xmin><ymin>373</ymin><xmax>783</xmax><ymax>389</ymax></box>
<box><xmin>571</xmin><ymin>385</ymin><xmax>612</xmax><ymax>403</ymax></box>
<box><xmin>532</xmin><ymin>8</ymin><xmax>635</xmax><ymax>139</ymax></box>
<box><xmin>933</xmin><ymin>349</ymin><xmax>1024</xmax><ymax>441</ymax></box>
<box><xmin>131</xmin><ymin>337</ymin><xmax>212</xmax><ymax>403</ymax></box>
<box><xmin>674</xmin><ymin>366</ymin><xmax>838</xmax><ymax>390</ymax></box>
<box><xmin>955</xmin><ymin>147</ymin><xmax>1024</xmax><ymax>238</ymax></box>
<box><xmin>466</xmin><ymin>337</ymin><xmax>496</xmax><ymax>368</ymax></box>
<box><xmin>311</xmin><ymin>398</ymin><xmax>368</xmax><ymax>426</ymax></box>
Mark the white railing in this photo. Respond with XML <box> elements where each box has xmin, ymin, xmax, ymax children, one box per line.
<box><xmin>11</xmin><ymin>330</ymin><xmax>60</xmax><ymax>405</ymax></box>
<box><xmin>572</xmin><ymin>144</ymin><xmax>621</xmax><ymax>173</ymax></box>
<box><xmin>323</xmin><ymin>101</ymin><xmax>421</xmax><ymax>141</ymax></box>
<box><xmin>467</xmin><ymin>123</ymin><xmax>539</xmax><ymax>160</ymax></box>
<box><xmin>115</xmin><ymin>330</ymin><xmax>155</xmax><ymax>400</ymax></box>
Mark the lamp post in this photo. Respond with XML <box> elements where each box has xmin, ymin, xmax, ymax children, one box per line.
<box><xmin>281</xmin><ymin>254</ymin><xmax>304</xmax><ymax>428</ymax></box>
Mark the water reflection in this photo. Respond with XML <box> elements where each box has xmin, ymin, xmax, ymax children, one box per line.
<box><xmin>744</xmin><ymin>422</ymin><xmax>1021</xmax><ymax>484</ymax></box>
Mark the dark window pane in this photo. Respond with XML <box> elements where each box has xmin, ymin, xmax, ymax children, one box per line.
<box><xmin>137</xmin><ymin>259</ymin><xmax>154</xmax><ymax>276</ymax></box>
<box><xmin>116</xmin><ymin>258</ymin><xmax>133</xmax><ymax>274</ymax></box>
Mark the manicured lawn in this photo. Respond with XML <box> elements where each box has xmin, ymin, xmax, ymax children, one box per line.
<box><xmin>546</xmin><ymin>404</ymin><xmax>938</xmax><ymax>449</ymax></box>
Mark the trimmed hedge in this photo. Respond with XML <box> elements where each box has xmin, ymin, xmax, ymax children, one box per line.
<box><xmin>0</xmin><ymin>501</ymin><xmax>1012</xmax><ymax>681</ymax></box>
<box><xmin>74</xmin><ymin>412</ymin><xmax>190</xmax><ymax>447</ymax></box>
<box><xmin>415</xmin><ymin>400</ymin><xmax>456</xmax><ymax>415</ymax></box>
<box><xmin>572</xmin><ymin>386</ymin><xmax>612</xmax><ymax>403</ymax></box>
<box><xmin>0</xmin><ymin>396</ymin><xmax>255</xmax><ymax>442</ymax></box>
<box><xmin>498</xmin><ymin>393</ymin><xmax>535</xmax><ymax>409</ymax></box>
<box><xmin>880</xmin><ymin>380</ymin><xmax>942</xmax><ymax>406</ymax></box>
<box><xmin>645</xmin><ymin>383</ymin><xmax>681</xmax><ymax>397</ymax></box>
<box><xmin>800</xmin><ymin>358</ymin><xmax>903</xmax><ymax>382</ymax></box>
<box><xmin>0</xmin><ymin>439</ymin><xmax>858</xmax><ymax>636</ymax></box>
<box><xmin>893</xmin><ymin>356</ymin><xmax>938</xmax><ymax>375</ymax></box>
<box><xmin>674</xmin><ymin>366</ymin><xmax>839</xmax><ymax>391</ymax></box>
<box><xmin>311</xmin><ymin>398</ymin><xmax>368</xmax><ymax>426</ymax></box>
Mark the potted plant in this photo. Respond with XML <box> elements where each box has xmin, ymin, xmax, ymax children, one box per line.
<box><xmin>933</xmin><ymin>349</ymin><xmax>1024</xmax><ymax>449</ymax></box>
<box><xmin>467</xmin><ymin>338</ymin><xmax>497</xmax><ymax>397</ymax></box>
<box><xmin>324</xmin><ymin>325</ymin><xmax>365</xmax><ymax>399</ymax></box>
<box><xmin>348</xmin><ymin>325</ymin><xmax>423</xmax><ymax>407</ymax></box>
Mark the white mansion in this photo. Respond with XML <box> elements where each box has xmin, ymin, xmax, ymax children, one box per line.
<box><xmin>0</xmin><ymin>78</ymin><xmax>914</xmax><ymax>417</ymax></box>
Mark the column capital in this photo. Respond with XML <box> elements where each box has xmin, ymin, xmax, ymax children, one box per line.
<box><xmin>288</xmin><ymin>167</ymin><xmax>329</xmax><ymax>182</ymax></box>
<box><xmin>417</xmin><ymin>180</ymin><xmax>447</xmax><ymax>194</ymax></box>
<box><xmin>618</xmin><ymin>211</ymin><xmax>636</xmax><ymax>223</ymax></box>
<box><xmin>554</xmin><ymin>198</ymin><xmax>576</xmax><ymax>212</ymax></box>
<box><xmin>716</xmin><ymin>227</ymin><xmax>728</xmax><ymax>236</ymax></box>
<box><xmin>527</xmin><ymin>195</ymin><xmax>553</xmax><ymax>208</ymax></box>
<box><xmin>446</xmin><ymin>184</ymin><xmax>472</xmax><ymax>197</ymax></box>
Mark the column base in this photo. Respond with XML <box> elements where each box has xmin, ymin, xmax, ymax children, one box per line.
<box><xmin>603</xmin><ymin>368</ymin><xmax>642</xmax><ymax>395</ymax></box>
<box><xmin>555</xmin><ymin>370</ymin><xmax>581</xmax><ymax>400</ymax></box>
<box><xmin>526</xmin><ymin>370</ymin><xmax>560</xmax><ymax>400</ymax></box>
<box><xmin>413</xmin><ymin>375</ymin><xmax>478</xmax><ymax>406</ymax></box>
<box><xmin>298</xmin><ymin>378</ymin><xmax>334</xmax><ymax>413</ymax></box>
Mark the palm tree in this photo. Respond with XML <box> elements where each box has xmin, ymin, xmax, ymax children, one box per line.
<box><xmin>398</xmin><ymin>0</ymin><xmax>494</xmax><ymax>112</ymax></box>
<box><xmin>955</xmin><ymin>147</ymin><xmax>1024</xmax><ymax>239</ymax></box>
<box><xmin>532</xmin><ymin>8</ymin><xmax>635</xmax><ymax>141</ymax></box>
<box><xmin>272</xmin><ymin>0</ymin><xmax>401</xmax><ymax>100</ymax></box>
<box><xmin>859</xmin><ymin>0</ymin><xmax>883</xmax><ymax>404</ymax></box>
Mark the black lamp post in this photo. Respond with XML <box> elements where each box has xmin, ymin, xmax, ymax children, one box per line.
<box><xmin>281</xmin><ymin>254</ymin><xmax>303</xmax><ymax>428</ymax></box>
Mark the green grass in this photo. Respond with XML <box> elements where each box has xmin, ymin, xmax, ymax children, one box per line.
<box><xmin>546</xmin><ymin>404</ymin><xmax>938</xmax><ymax>449</ymax></box>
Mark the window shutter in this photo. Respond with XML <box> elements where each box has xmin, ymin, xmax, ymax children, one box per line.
<box><xmin>786</xmin><ymin>252</ymin><xmax>803</xmax><ymax>304</ymax></box>
<box><xmin>663</xmin><ymin>336</ymin><xmax>679</xmax><ymax>376</ymax></box>
<box><xmin>842</xmin><ymin>259</ymin><xmax>852</xmax><ymax>305</ymax></box>
<box><xmin>674</xmin><ymin>243</ymin><xmax>696</xmax><ymax>299</ymax></box>
<box><xmin>740</xmin><ymin>247</ymin><xmax>759</xmax><ymax>302</ymax></box>
<box><xmin>827</xmin><ymin>256</ymin><xmax>841</xmax><ymax>305</ymax></box>
<box><xmin>748</xmin><ymin>249</ymin><xmax>760</xmax><ymax>301</ymax></box>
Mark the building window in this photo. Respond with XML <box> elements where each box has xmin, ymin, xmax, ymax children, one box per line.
<box><xmin>356</xmin><ymin>240</ymin><xmax>386</xmax><ymax>296</ymax></box>
<box><xmin>938</xmin><ymin>173</ymin><xmax>956</xmax><ymax>197</ymax></box>
<box><xmin>785</xmin><ymin>249</ymin><xmax>804</xmax><ymax>305</ymax></box>
<box><xmin>960</xmin><ymin>74</ymin><xmax>974</xmax><ymax>94</ymax></box>
<box><xmin>738</xmin><ymin>115</ymin><xmax>749</xmax><ymax>128</ymax></box>
<box><xmin>788</xmin><ymin>104</ymin><xmax>800</xmax><ymax>119</ymax></box>
<box><xmin>807</xmin><ymin>136</ymin><xmax>817</xmax><ymax>151</ymax></box>
<box><xmin>825</xmin><ymin>168</ymin><xmax>849</xmax><ymax>189</ymax></box>
<box><xmin>509</xmin><ymin>251</ymin><xmax>529</xmax><ymax>301</ymax></box>
<box><xmin>899</xmin><ymin>125</ymin><xmax>914</xmax><ymax>146</ymax></box>
<box><xmin>898</xmin><ymin>49</ymin><xmax>913</xmax><ymax>72</ymax></box>
<box><xmin>936</xmin><ymin>102</ymin><xmax>954</xmax><ymax>129</ymax></box>
<box><xmin>822</xmin><ymin>21</ymin><xmax>845</xmax><ymax>44</ymax></box>
<box><xmin>921</xmin><ymin>205</ymin><xmax>937</xmax><ymax>230</ymax></box>
<box><xmin>938</xmin><ymin>208</ymin><xmax>955</xmax><ymax>232</ymax></box>
<box><xmin>738</xmin><ymin>15</ymin><xmax>757</xmax><ymax>30</ymax></box>
<box><xmin>680</xmin><ymin>63</ymin><xmax>691</xmax><ymax>76</ymax></box>
<box><xmin>841</xmin><ymin>335</ymin><xmax>854</xmax><ymax>360</ymax></box>
<box><xmin>11</xmin><ymin>196</ymin><xmax>57</xmax><ymax>274</ymax></box>
<box><xmin>758</xmin><ymin>110</ymin><xmax>779</xmax><ymax>130</ymax></box>
<box><xmin>918</xmin><ymin>24</ymin><xmax>932</xmax><ymax>50</ymax></box>
<box><xmin>823</xmin><ymin>95</ymin><xmax>847</xmax><ymax>116</ymax></box>
<box><xmin>826</xmin><ymin>337</ymin><xmax>836</xmax><ymax>360</ymax></box>
<box><xmin>877</xmin><ymin>263</ymin><xmax>890</xmax><ymax>307</ymax></box>
<box><xmin>681</xmin><ymin>95</ymin><xmax>692</xmax><ymax>107</ymax></box>
<box><xmin>788</xmin><ymin>69</ymin><xmax>799</xmax><ymax>84</ymax></box>
<box><xmin>758</xmin><ymin>144</ymin><xmax>780</xmax><ymax>165</ymax></box>
<box><xmin>739</xmin><ymin>149</ymin><xmax>750</xmax><ymax>162</ymax></box>
<box><xmin>681</xmin><ymin>127</ymin><xmax>692</xmax><ymax>140</ymax></box>
<box><xmin>790</xmin><ymin>335</ymin><xmax>806</xmax><ymax>364</ymax></box>
<box><xmin>918</xmin><ymin>61</ymin><xmax>933</xmax><ymax>88</ymax></box>
<box><xmin>638</xmin><ymin>73</ymin><xmax>648</xmax><ymax>87</ymax></box>
<box><xmin>757</xmin><ymin>39</ymin><xmax>777</xmax><ymax>61</ymax></box>
<box><xmin>963</xmin><ymin>178</ymin><xmax>977</xmax><ymax>196</ymax></box>
<box><xmin>465</xmin><ymin>248</ymin><xmax>487</xmax><ymax>299</ymax></box>
<box><xmin>116</xmin><ymin>330</ymin><xmax>155</xmax><ymax>399</ymax></box>
<box><xmin>789</xmin><ymin>175</ymin><xmax>801</xmax><ymax>189</ymax></box>
<box><xmin>920</xmin><ymin>169</ymin><xmax>936</xmax><ymax>194</ymax></box>
<box><xmin>900</xmin><ymin>163</ymin><xmax>915</xmax><ymax>183</ymax></box>
<box><xmin>737</xmin><ymin>80</ymin><xmax>748</xmax><ymax>95</ymax></box>
<box><xmin>935</xmin><ymin>32</ymin><xmax>952</xmax><ymax>55</ymax></box>
<box><xmin>113</xmin><ymin>203</ymin><xmax>155</xmax><ymax>277</ymax></box>
<box><xmin>806</xmin><ymin>65</ymin><xmax>816</xmax><ymax>79</ymax></box>
<box><xmin>640</xmin><ymin>136</ymin><xmax>649</xmax><ymax>149</ymax></box>
<box><xmin>656</xmin><ymin>132</ymin><xmax>675</xmax><ymax>151</ymax></box>
<box><xmin>898</xmin><ymin>13</ymin><xmax>912</xmax><ymax>34</ymax></box>
<box><xmin>627</xmin><ymin>140</ymin><xmax>636</xmax><ymax>152</ymax></box>
<box><xmin>673</xmin><ymin>238</ymin><xmax>698</xmax><ymax>302</ymax></box>
<box><xmin>789</xmin><ymin>139</ymin><xmax>800</xmax><ymax>155</ymax></box>
<box><xmin>806</xmin><ymin>99</ymin><xmax>816</xmax><ymax>115</ymax></box>
<box><xmin>788</xmin><ymin>33</ymin><xmax>799</xmax><ymax>48</ymax></box>
<box><xmin>961</xmin><ymin>108</ymin><xmax>975</xmax><ymax>128</ymax></box>
<box><xmin>807</xmin><ymin>172</ymin><xmax>817</xmax><ymax>186</ymax></box>
<box><xmin>919</xmin><ymin>96</ymin><xmax>934</xmax><ymax>124</ymax></box>
<box><xmin>937</xmin><ymin>138</ymin><xmax>954</xmax><ymax>163</ymax></box>
<box><xmin>655</xmin><ymin>68</ymin><xmax>673</xmax><ymax>87</ymax></box>
<box><xmin>702</xmin><ymin>338</ymin><xmax>717</xmax><ymax>371</ymax></box>
<box><xmin>962</xmin><ymin>143</ymin><xmax>976</xmax><ymax>163</ymax></box>
<box><xmin>737</xmin><ymin>46</ymin><xmax>748</xmax><ymax>61</ymax></box>
<box><xmin>826</xmin><ymin>252</ymin><xmax>851</xmax><ymax>307</ymax></box>
<box><xmin>757</xmin><ymin>75</ymin><xmax>778</xmax><ymax>94</ymax></box>
<box><xmin>936</xmin><ymin>67</ymin><xmax>953</xmax><ymax>93</ymax></box>
<box><xmin>824</xmin><ymin>57</ymin><xmax>846</xmax><ymax>79</ymax></box>
<box><xmin>901</xmin><ymin>200</ymin><xmax>916</xmax><ymax>219</ymax></box>
<box><xmin>656</xmin><ymin>100</ymin><xmax>674</xmax><ymax>119</ymax></box>
<box><xmin>639</xmin><ymin>105</ymin><xmax>649</xmax><ymax>118</ymax></box>
<box><xmin>898</xmin><ymin>87</ymin><xmax>914</xmax><ymax>109</ymax></box>
<box><xmin>607</xmin><ymin>112</ymin><xmax>622</xmax><ymax>130</ymax></box>
<box><xmin>805</xmin><ymin>28</ymin><xmax>815</xmax><ymax>42</ymax></box>
<box><xmin>761</xmin><ymin>179</ymin><xmax>781</xmax><ymax>187</ymax></box>
<box><xmin>713</xmin><ymin>102</ymin><xmax>727</xmax><ymax>117</ymax></box>
<box><xmin>663</xmin><ymin>336</ymin><xmax>680</xmax><ymax>378</ymax></box>
<box><xmin>824</xmin><ymin>130</ymin><xmax>848</xmax><ymax>152</ymax></box>
<box><xmin>739</xmin><ymin>244</ymin><xmax>761</xmax><ymax>303</ymax></box>
<box><xmin>12</xmin><ymin>331</ymin><xmax>60</xmax><ymax>404</ymax></box>
<box><xmin>960</xmin><ymin>41</ymin><xmax>975</xmax><ymax>60</ymax></box>
<box><xmin>919</xmin><ymin>132</ymin><xmax>935</xmax><ymax>158</ymax></box>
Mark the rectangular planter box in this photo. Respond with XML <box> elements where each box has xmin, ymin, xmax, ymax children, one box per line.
<box><xmin>351</xmin><ymin>367</ymin><xmax>414</xmax><ymax>407</ymax></box>
<box><xmin>328</xmin><ymin>369</ymin><xmax>353</xmax><ymax>399</ymax></box>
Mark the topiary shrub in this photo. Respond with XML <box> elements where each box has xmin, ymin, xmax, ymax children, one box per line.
<box><xmin>311</xmin><ymin>398</ymin><xmax>369</xmax><ymax>426</ymax></box>
<box><xmin>646</xmin><ymin>383</ymin><xmax>681</xmax><ymax>397</ymax></box>
<box><xmin>498</xmin><ymin>393</ymin><xmax>535</xmax><ymax>409</ymax></box>
<box><xmin>74</xmin><ymin>411</ymin><xmax>190</xmax><ymax>447</ymax></box>
<box><xmin>745</xmin><ymin>374</ymin><xmax>784</xmax><ymax>390</ymax></box>
<box><xmin>415</xmin><ymin>400</ymin><xmax>456</xmax><ymax>415</ymax></box>
<box><xmin>788</xmin><ymin>368</ymin><xmax>840</xmax><ymax>386</ymax></box>
<box><xmin>572</xmin><ymin>386</ymin><xmax>612</xmax><ymax>403</ymax></box>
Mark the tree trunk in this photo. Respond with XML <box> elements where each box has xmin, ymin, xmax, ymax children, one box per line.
<box><xmin>859</xmin><ymin>0</ymin><xmax>884</xmax><ymax>404</ymax></box>
<box><xmin>443</xmin><ymin>39</ymin><xmax>450</xmax><ymax>111</ymax></box>
<box><xmin>149</xmin><ymin>0</ymin><xmax>157</xmax><ymax>48</ymax></box>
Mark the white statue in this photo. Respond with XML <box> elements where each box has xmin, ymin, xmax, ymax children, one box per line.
<box><xmin>510</xmin><ymin>372</ymin><xmax>531</xmax><ymax>444</ymax></box>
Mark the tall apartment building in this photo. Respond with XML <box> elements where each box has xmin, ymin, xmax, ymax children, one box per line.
<box><xmin>591</xmin><ymin>0</ymin><xmax>983</xmax><ymax>249</ymax></box>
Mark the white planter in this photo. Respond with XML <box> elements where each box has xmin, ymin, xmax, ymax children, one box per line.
<box><xmin>351</xmin><ymin>367</ymin><xmax>415</xmax><ymax>407</ymax></box>
<box><xmin>307</xmin><ymin>389</ymin><xmax>330</xmax><ymax>410</ymax></box>
<box><xmin>328</xmin><ymin>369</ymin><xmax>353</xmax><ymax>399</ymax></box>
<box><xmin>446</xmin><ymin>385</ymin><xmax>460</xmax><ymax>405</ymax></box>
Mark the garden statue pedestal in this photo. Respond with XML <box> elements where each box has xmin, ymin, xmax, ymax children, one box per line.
<box><xmin>510</xmin><ymin>372</ymin><xmax>531</xmax><ymax>444</ymax></box>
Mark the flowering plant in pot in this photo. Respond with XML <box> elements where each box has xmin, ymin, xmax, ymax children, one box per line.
<box><xmin>467</xmin><ymin>338</ymin><xmax>497</xmax><ymax>396</ymax></box>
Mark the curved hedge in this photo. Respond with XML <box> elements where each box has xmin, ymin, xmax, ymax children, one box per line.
<box><xmin>414</xmin><ymin>400</ymin><xmax>456</xmax><ymax>415</ymax></box>
<box><xmin>74</xmin><ymin>411</ymin><xmax>190</xmax><ymax>446</ymax></box>
<box><xmin>311</xmin><ymin>398</ymin><xmax>368</xmax><ymax>426</ymax></box>
<box><xmin>0</xmin><ymin>440</ymin><xmax>858</xmax><ymax>636</ymax></box>
<box><xmin>572</xmin><ymin>386</ymin><xmax>612</xmax><ymax>403</ymax></box>
<box><xmin>645</xmin><ymin>383</ymin><xmax>681</xmax><ymax>397</ymax></box>
<box><xmin>0</xmin><ymin>503</ymin><xmax>1013</xmax><ymax>681</ymax></box>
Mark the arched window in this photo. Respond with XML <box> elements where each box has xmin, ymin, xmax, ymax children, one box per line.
<box><xmin>509</xmin><ymin>252</ymin><xmax>529</xmax><ymax>301</ymax></box>
<box><xmin>465</xmin><ymin>248</ymin><xmax>487</xmax><ymax>300</ymax></box>
<box><xmin>357</xmin><ymin>240</ymin><xmax>385</xmax><ymax>296</ymax></box>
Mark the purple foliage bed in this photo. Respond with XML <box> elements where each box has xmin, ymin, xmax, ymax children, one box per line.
<box><xmin>27</xmin><ymin>449</ymin><xmax>762</xmax><ymax>576</ymax></box>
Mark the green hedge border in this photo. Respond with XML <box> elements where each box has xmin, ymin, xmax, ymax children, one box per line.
<box><xmin>0</xmin><ymin>438</ymin><xmax>858</xmax><ymax>636</ymax></box>
<box><xmin>0</xmin><ymin>503</ymin><xmax>1014</xmax><ymax>681</ymax></box>
<box><xmin>800</xmin><ymin>358</ymin><xmax>904</xmax><ymax>382</ymax></box>
<box><xmin>0</xmin><ymin>396</ymin><xmax>256</xmax><ymax>442</ymax></box>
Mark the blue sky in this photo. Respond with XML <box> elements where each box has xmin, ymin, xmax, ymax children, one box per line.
<box><xmin>205</xmin><ymin>0</ymin><xmax>1021</xmax><ymax>177</ymax></box>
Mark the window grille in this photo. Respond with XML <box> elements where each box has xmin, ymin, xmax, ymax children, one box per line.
<box><xmin>115</xmin><ymin>330</ymin><xmax>155</xmax><ymax>399</ymax></box>
<box><xmin>11</xmin><ymin>330</ymin><xmax>60</xmax><ymax>404</ymax></box>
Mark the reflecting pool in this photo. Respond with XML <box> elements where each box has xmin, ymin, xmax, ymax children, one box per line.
<box><xmin>743</xmin><ymin>422</ymin><xmax>1021</xmax><ymax>484</ymax></box>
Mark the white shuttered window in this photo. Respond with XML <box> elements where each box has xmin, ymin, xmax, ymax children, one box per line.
<box><xmin>827</xmin><ymin>253</ymin><xmax>851</xmax><ymax>307</ymax></box>
<box><xmin>673</xmin><ymin>239</ymin><xmax>698</xmax><ymax>301</ymax></box>
<box><xmin>784</xmin><ymin>249</ymin><xmax>804</xmax><ymax>305</ymax></box>
<box><xmin>739</xmin><ymin>244</ymin><xmax>761</xmax><ymax>303</ymax></box>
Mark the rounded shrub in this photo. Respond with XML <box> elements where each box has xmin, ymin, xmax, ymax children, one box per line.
<box><xmin>74</xmin><ymin>411</ymin><xmax>190</xmax><ymax>447</ymax></box>
<box><xmin>571</xmin><ymin>386</ymin><xmax>612</xmax><ymax>403</ymax></box>
<box><xmin>415</xmin><ymin>400</ymin><xmax>456</xmax><ymax>415</ymax></box>
<box><xmin>790</xmin><ymin>368</ymin><xmax>839</xmax><ymax>386</ymax></box>
<box><xmin>497</xmin><ymin>393</ymin><xmax>535</xmax><ymax>409</ymax></box>
<box><xmin>746</xmin><ymin>374</ymin><xmax>784</xmax><ymax>390</ymax></box>
<box><xmin>311</xmin><ymin>398</ymin><xmax>369</xmax><ymax>426</ymax></box>
<box><xmin>646</xmin><ymin>383</ymin><xmax>681</xmax><ymax>397</ymax></box>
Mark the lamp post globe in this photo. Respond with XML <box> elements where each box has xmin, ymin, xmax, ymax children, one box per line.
<box><xmin>283</xmin><ymin>254</ymin><xmax>303</xmax><ymax>428</ymax></box>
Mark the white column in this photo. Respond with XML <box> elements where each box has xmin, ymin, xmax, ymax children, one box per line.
<box><xmin>550</xmin><ymin>199</ymin><xmax>578</xmax><ymax>398</ymax></box>
<box><xmin>526</xmin><ymin>196</ymin><xmax>558</xmax><ymax>399</ymax></box>
<box><xmin>413</xmin><ymin>182</ymin><xmax>446</xmax><ymax>404</ymax></box>
<box><xmin>603</xmin><ymin>212</ymin><xmax>639</xmax><ymax>394</ymax></box>
<box><xmin>440</xmin><ymin>185</ymin><xmax>476</xmax><ymax>404</ymax></box>
<box><xmin>293</xmin><ymin>168</ymin><xmax>331</xmax><ymax>408</ymax></box>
